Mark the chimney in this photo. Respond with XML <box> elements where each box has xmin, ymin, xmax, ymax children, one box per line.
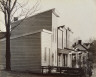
<box><xmin>14</xmin><ymin>17</ymin><xmax>18</xmax><ymax>21</ymax></box>
<box><xmin>78</xmin><ymin>40</ymin><xmax>82</xmax><ymax>44</ymax></box>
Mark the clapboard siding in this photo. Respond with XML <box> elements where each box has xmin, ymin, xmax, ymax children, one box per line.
<box><xmin>0</xmin><ymin>40</ymin><xmax>6</xmax><ymax>69</ymax></box>
<box><xmin>11</xmin><ymin>10</ymin><xmax>52</xmax><ymax>37</ymax></box>
<box><xmin>10</xmin><ymin>32</ymin><xmax>41</xmax><ymax>72</ymax></box>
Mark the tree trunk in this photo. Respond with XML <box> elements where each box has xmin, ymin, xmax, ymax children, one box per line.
<box><xmin>5</xmin><ymin>1</ymin><xmax>11</xmax><ymax>70</ymax></box>
<box><xmin>6</xmin><ymin>24</ymin><xmax>11</xmax><ymax>71</ymax></box>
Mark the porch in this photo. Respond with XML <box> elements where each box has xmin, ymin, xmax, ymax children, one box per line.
<box><xmin>41</xmin><ymin>66</ymin><xmax>84</xmax><ymax>76</ymax></box>
<box><xmin>57</xmin><ymin>48</ymin><xmax>83</xmax><ymax>68</ymax></box>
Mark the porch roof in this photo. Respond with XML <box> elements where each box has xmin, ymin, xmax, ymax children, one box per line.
<box><xmin>57</xmin><ymin>48</ymin><xmax>71</xmax><ymax>54</ymax></box>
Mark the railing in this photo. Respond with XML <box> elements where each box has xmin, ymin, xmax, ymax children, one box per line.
<box><xmin>41</xmin><ymin>66</ymin><xmax>84</xmax><ymax>76</ymax></box>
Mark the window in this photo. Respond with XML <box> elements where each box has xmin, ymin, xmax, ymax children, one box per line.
<box><xmin>44</xmin><ymin>47</ymin><xmax>47</xmax><ymax>61</ymax></box>
<box><xmin>53</xmin><ymin>28</ymin><xmax>54</xmax><ymax>41</ymax></box>
<box><xmin>54</xmin><ymin>28</ymin><xmax>55</xmax><ymax>42</ymax></box>
<box><xmin>58</xmin><ymin>53</ymin><xmax>61</xmax><ymax>66</ymax></box>
<box><xmin>55</xmin><ymin>51</ymin><xmax>57</xmax><ymax>63</ymax></box>
<box><xmin>55</xmin><ymin>29</ymin><xmax>57</xmax><ymax>43</ymax></box>
<box><xmin>52</xmin><ymin>54</ymin><xmax>54</xmax><ymax>62</ymax></box>
<box><xmin>58</xmin><ymin>30</ymin><xmax>63</xmax><ymax>49</ymax></box>
<box><xmin>49</xmin><ymin>48</ymin><xmax>50</xmax><ymax>65</ymax></box>
<box><xmin>53</xmin><ymin>28</ymin><xmax>57</xmax><ymax>42</ymax></box>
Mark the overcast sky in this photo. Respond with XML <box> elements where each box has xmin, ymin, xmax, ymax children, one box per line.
<box><xmin>41</xmin><ymin>0</ymin><xmax>96</xmax><ymax>42</ymax></box>
<box><xmin>0</xmin><ymin>0</ymin><xmax>96</xmax><ymax>42</ymax></box>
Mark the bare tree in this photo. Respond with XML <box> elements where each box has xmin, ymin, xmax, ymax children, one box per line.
<box><xmin>0</xmin><ymin>0</ymin><xmax>40</xmax><ymax>71</ymax></box>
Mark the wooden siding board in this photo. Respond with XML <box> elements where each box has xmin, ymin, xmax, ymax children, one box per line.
<box><xmin>10</xmin><ymin>33</ymin><xmax>41</xmax><ymax>72</ymax></box>
<box><xmin>0</xmin><ymin>41</ymin><xmax>6</xmax><ymax>67</ymax></box>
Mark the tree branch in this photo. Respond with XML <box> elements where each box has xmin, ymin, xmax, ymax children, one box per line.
<box><xmin>10</xmin><ymin>0</ymin><xmax>17</xmax><ymax>12</ymax></box>
<box><xmin>0</xmin><ymin>0</ymin><xmax>8</xmax><ymax>12</ymax></box>
<box><xmin>10</xmin><ymin>0</ymin><xmax>30</xmax><ymax>21</ymax></box>
<box><xmin>0</xmin><ymin>4</ymin><xmax>5</xmax><ymax>13</ymax></box>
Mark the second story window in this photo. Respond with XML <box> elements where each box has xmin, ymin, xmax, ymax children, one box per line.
<box><xmin>52</xmin><ymin>54</ymin><xmax>54</xmax><ymax>63</ymax></box>
<box><xmin>44</xmin><ymin>47</ymin><xmax>47</xmax><ymax>61</ymax></box>
<box><xmin>58</xmin><ymin>29</ymin><xmax>63</xmax><ymax>49</ymax></box>
<box><xmin>52</xmin><ymin>28</ymin><xmax>54</xmax><ymax>42</ymax></box>
<box><xmin>55</xmin><ymin>29</ymin><xmax>57</xmax><ymax>43</ymax></box>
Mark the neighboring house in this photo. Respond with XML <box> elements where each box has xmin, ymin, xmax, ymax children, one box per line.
<box><xmin>71</xmin><ymin>40</ymin><xmax>89</xmax><ymax>68</ymax></box>
<box><xmin>57</xmin><ymin>40</ymin><xmax>89</xmax><ymax>68</ymax></box>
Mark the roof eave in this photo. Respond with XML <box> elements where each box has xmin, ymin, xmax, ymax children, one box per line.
<box><xmin>52</xmin><ymin>8</ymin><xmax>60</xmax><ymax>17</ymax></box>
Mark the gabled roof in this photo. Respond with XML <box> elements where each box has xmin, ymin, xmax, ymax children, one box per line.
<box><xmin>73</xmin><ymin>43</ymin><xmax>88</xmax><ymax>51</ymax></box>
<box><xmin>11</xmin><ymin>8</ymin><xmax>59</xmax><ymax>37</ymax></box>
<box><xmin>58</xmin><ymin>48</ymin><xmax>71</xmax><ymax>54</ymax></box>
<box><xmin>11</xmin><ymin>8</ymin><xmax>59</xmax><ymax>24</ymax></box>
<box><xmin>32</xmin><ymin>8</ymin><xmax>59</xmax><ymax>17</ymax></box>
<box><xmin>83</xmin><ymin>43</ymin><xmax>92</xmax><ymax>49</ymax></box>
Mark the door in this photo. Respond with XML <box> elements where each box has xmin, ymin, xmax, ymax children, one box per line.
<box><xmin>63</xmin><ymin>54</ymin><xmax>67</xmax><ymax>67</ymax></box>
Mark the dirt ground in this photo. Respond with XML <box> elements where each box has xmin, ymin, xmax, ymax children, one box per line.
<box><xmin>0</xmin><ymin>67</ymin><xmax>96</xmax><ymax>77</ymax></box>
<box><xmin>0</xmin><ymin>70</ymin><xmax>81</xmax><ymax>77</ymax></box>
